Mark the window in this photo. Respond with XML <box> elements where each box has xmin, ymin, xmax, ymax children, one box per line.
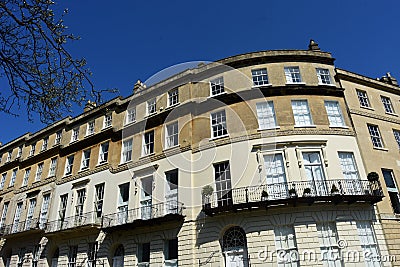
<box><xmin>147</xmin><ymin>98</ymin><xmax>156</xmax><ymax>115</ymax></box>
<box><xmin>210</xmin><ymin>110</ymin><xmax>228</xmax><ymax>138</ymax></box>
<box><xmin>55</xmin><ymin>130</ymin><xmax>62</xmax><ymax>145</ymax></box>
<box><xmin>165</xmin><ymin>122</ymin><xmax>179</xmax><ymax>148</ymax></box>
<box><xmin>325</xmin><ymin>101</ymin><xmax>345</xmax><ymax>127</ymax></box>
<box><xmin>356</xmin><ymin>221</ymin><xmax>381</xmax><ymax>267</ymax></box>
<box><xmin>12</xmin><ymin>202</ymin><xmax>23</xmax><ymax>233</ymax></box>
<box><xmin>126</xmin><ymin>107</ymin><xmax>136</xmax><ymax>124</ymax></box>
<box><xmin>316</xmin><ymin>68</ymin><xmax>332</xmax><ymax>85</ymax></box>
<box><xmin>104</xmin><ymin>113</ymin><xmax>112</xmax><ymax>128</ymax></box>
<box><xmin>35</xmin><ymin>163</ymin><xmax>43</xmax><ymax>181</ymax></box>
<box><xmin>87</xmin><ymin>242</ymin><xmax>97</xmax><ymax>267</ymax></box>
<box><xmin>81</xmin><ymin>149</ymin><xmax>91</xmax><ymax>170</ymax></box>
<box><xmin>264</xmin><ymin>154</ymin><xmax>287</xmax><ymax>199</ymax></box>
<box><xmin>222</xmin><ymin>226</ymin><xmax>249</xmax><ymax>266</ymax></box>
<box><xmin>9</xmin><ymin>169</ymin><xmax>17</xmax><ymax>187</ymax></box>
<box><xmin>99</xmin><ymin>142</ymin><xmax>109</xmax><ymax>164</ymax></box>
<box><xmin>17</xmin><ymin>146</ymin><xmax>22</xmax><ymax>158</ymax></box>
<box><xmin>42</xmin><ymin>137</ymin><xmax>49</xmax><ymax>151</ymax></box>
<box><xmin>32</xmin><ymin>245</ymin><xmax>40</xmax><ymax>267</ymax></box>
<box><xmin>87</xmin><ymin>121</ymin><xmax>95</xmax><ymax>136</ymax></box>
<box><xmin>382</xmin><ymin>169</ymin><xmax>400</xmax><ymax>214</ymax></box>
<box><xmin>122</xmin><ymin>139</ymin><xmax>133</xmax><ymax>163</ymax></box>
<box><xmin>0</xmin><ymin>202</ymin><xmax>9</xmax><ymax>229</ymax></box>
<box><xmin>142</xmin><ymin>131</ymin><xmax>154</xmax><ymax>155</ymax></box>
<box><xmin>166</xmin><ymin>169</ymin><xmax>178</xmax><ymax>213</ymax></box>
<box><xmin>68</xmin><ymin>246</ymin><xmax>78</xmax><ymax>267</ymax></box>
<box><xmin>168</xmin><ymin>88</ymin><xmax>179</xmax><ymax>106</ymax></box>
<box><xmin>0</xmin><ymin>173</ymin><xmax>6</xmax><ymax>189</ymax></box>
<box><xmin>59</xmin><ymin>194</ymin><xmax>68</xmax><ymax>221</ymax></box>
<box><xmin>118</xmin><ymin>183</ymin><xmax>129</xmax><ymax>224</ymax></box>
<box><xmin>164</xmin><ymin>239</ymin><xmax>178</xmax><ymax>265</ymax></box>
<box><xmin>317</xmin><ymin>222</ymin><xmax>342</xmax><ymax>267</ymax></box>
<box><xmin>22</xmin><ymin>168</ymin><xmax>31</xmax><ymax>186</ymax></box>
<box><xmin>252</xmin><ymin>68</ymin><xmax>269</xmax><ymax>86</ymax></box>
<box><xmin>113</xmin><ymin>245</ymin><xmax>124</xmax><ymax>267</ymax></box>
<box><xmin>394</xmin><ymin>130</ymin><xmax>400</xmax><ymax>149</ymax></box>
<box><xmin>75</xmin><ymin>189</ymin><xmax>86</xmax><ymax>217</ymax></box>
<box><xmin>137</xmin><ymin>243</ymin><xmax>150</xmax><ymax>265</ymax></box>
<box><xmin>6</xmin><ymin>151</ymin><xmax>11</xmax><ymax>162</ymax></box>
<box><xmin>95</xmin><ymin>183</ymin><xmax>105</xmax><ymax>218</ymax></box>
<box><xmin>357</xmin><ymin>90</ymin><xmax>370</xmax><ymax>108</ymax></box>
<box><xmin>367</xmin><ymin>125</ymin><xmax>384</xmax><ymax>148</ymax></box>
<box><xmin>284</xmin><ymin>67</ymin><xmax>302</xmax><ymax>83</ymax></box>
<box><xmin>49</xmin><ymin>158</ymin><xmax>57</xmax><ymax>177</ymax></box>
<box><xmin>214</xmin><ymin>161</ymin><xmax>232</xmax><ymax>207</ymax></box>
<box><xmin>274</xmin><ymin>225</ymin><xmax>299</xmax><ymax>267</ymax></box>
<box><xmin>25</xmin><ymin>198</ymin><xmax>36</xmax><ymax>230</ymax></box>
<box><xmin>29</xmin><ymin>143</ymin><xmax>36</xmax><ymax>156</ymax></box>
<box><xmin>210</xmin><ymin>76</ymin><xmax>224</xmax><ymax>96</ymax></box>
<box><xmin>291</xmin><ymin>100</ymin><xmax>313</xmax><ymax>126</ymax></box>
<box><xmin>39</xmin><ymin>194</ymin><xmax>50</xmax><ymax>229</ymax></box>
<box><xmin>303</xmin><ymin>152</ymin><xmax>327</xmax><ymax>196</ymax></box>
<box><xmin>381</xmin><ymin>96</ymin><xmax>395</xmax><ymax>114</ymax></box>
<box><xmin>338</xmin><ymin>152</ymin><xmax>359</xmax><ymax>180</ymax></box>
<box><xmin>71</xmin><ymin>128</ymin><xmax>79</xmax><ymax>142</ymax></box>
<box><xmin>65</xmin><ymin>155</ymin><xmax>74</xmax><ymax>176</ymax></box>
<box><xmin>256</xmin><ymin>101</ymin><xmax>277</xmax><ymax>129</ymax></box>
<box><xmin>17</xmin><ymin>248</ymin><xmax>25</xmax><ymax>267</ymax></box>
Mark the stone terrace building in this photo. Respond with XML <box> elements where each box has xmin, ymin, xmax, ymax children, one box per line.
<box><xmin>0</xmin><ymin>41</ymin><xmax>394</xmax><ymax>266</ymax></box>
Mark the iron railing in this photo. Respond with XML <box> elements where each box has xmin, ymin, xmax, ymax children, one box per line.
<box><xmin>203</xmin><ymin>179</ymin><xmax>383</xmax><ymax>209</ymax></box>
<box><xmin>45</xmin><ymin>211</ymin><xmax>101</xmax><ymax>233</ymax></box>
<box><xmin>102</xmin><ymin>201</ymin><xmax>184</xmax><ymax>228</ymax></box>
<box><xmin>0</xmin><ymin>217</ymin><xmax>42</xmax><ymax>236</ymax></box>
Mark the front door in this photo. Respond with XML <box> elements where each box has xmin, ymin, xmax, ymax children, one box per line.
<box><xmin>140</xmin><ymin>177</ymin><xmax>153</xmax><ymax>219</ymax></box>
<box><xmin>303</xmin><ymin>152</ymin><xmax>327</xmax><ymax>196</ymax></box>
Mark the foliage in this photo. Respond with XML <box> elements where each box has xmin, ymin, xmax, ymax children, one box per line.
<box><xmin>201</xmin><ymin>185</ymin><xmax>214</xmax><ymax>196</ymax></box>
<box><xmin>367</xmin><ymin>172</ymin><xmax>379</xmax><ymax>182</ymax></box>
<box><xmin>0</xmin><ymin>0</ymin><xmax>116</xmax><ymax>123</ymax></box>
<box><xmin>331</xmin><ymin>184</ymin><xmax>339</xmax><ymax>193</ymax></box>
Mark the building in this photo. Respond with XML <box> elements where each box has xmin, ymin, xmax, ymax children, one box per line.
<box><xmin>0</xmin><ymin>40</ymin><xmax>395</xmax><ymax>266</ymax></box>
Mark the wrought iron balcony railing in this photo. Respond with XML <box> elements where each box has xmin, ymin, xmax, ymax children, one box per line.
<box><xmin>102</xmin><ymin>201</ymin><xmax>184</xmax><ymax>229</ymax></box>
<box><xmin>45</xmin><ymin>211</ymin><xmax>101</xmax><ymax>233</ymax></box>
<box><xmin>0</xmin><ymin>217</ymin><xmax>43</xmax><ymax>236</ymax></box>
<box><xmin>202</xmin><ymin>179</ymin><xmax>383</xmax><ymax>215</ymax></box>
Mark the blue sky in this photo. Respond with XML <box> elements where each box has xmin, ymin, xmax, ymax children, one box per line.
<box><xmin>1</xmin><ymin>0</ymin><xmax>400</xmax><ymax>145</ymax></box>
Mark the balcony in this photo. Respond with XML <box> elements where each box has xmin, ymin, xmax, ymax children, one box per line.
<box><xmin>102</xmin><ymin>201</ymin><xmax>184</xmax><ymax>232</ymax></box>
<box><xmin>202</xmin><ymin>179</ymin><xmax>383</xmax><ymax>216</ymax></box>
<box><xmin>0</xmin><ymin>218</ymin><xmax>44</xmax><ymax>237</ymax></box>
<box><xmin>45</xmin><ymin>211</ymin><xmax>101</xmax><ymax>234</ymax></box>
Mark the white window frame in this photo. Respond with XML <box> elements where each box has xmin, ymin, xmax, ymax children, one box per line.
<box><xmin>256</xmin><ymin>101</ymin><xmax>278</xmax><ymax>129</ymax></box>
<box><xmin>210</xmin><ymin>76</ymin><xmax>225</xmax><ymax>96</ymax></box>
<box><xmin>316</xmin><ymin>68</ymin><xmax>333</xmax><ymax>85</ymax></box>
<box><xmin>68</xmin><ymin>246</ymin><xmax>78</xmax><ymax>267</ymax></box>
<box><xmin>210</xmin><ymin>110</ymin><xmax>228</xmax><ymax>139</ymax></box>
<box><xmin>168</xmin><ymin>88</ymin><xmax>179</xmax><ymax>107</ymax></box>
<box><xmin>252</xmin><ymin>68</ymin><xmax>269</xmax><ymax>87</ymax></box>
<box><xmin>16</xmin><ymin>146</ymin><xmax>22</xmax><ymax>158</ymax></box>
<box><xmin>39</xmin><ymin>194</ymin><xmax>50</xmax><ymax>229</ymax></box>
<box><xmin>6</xmin><ymin>151</ymin><xmax>11</xmax><ymax>162</ymax></box>
<box><xmin>381</xmin><ymin>95</ymin><xmax>395</xmax><ymax>114</ymax></box>
<box><xmin>142</xmin><ymin>131</ymin><xmax>154</xmax><ymax>156</ymax></box>
<box><xmin>29</xmin><ymin>143</ymin><xmax>36</xmax><ymax>156</ymax></box>
<box><xmin>367</xmin><ymin>124</ymin><xmax>384</xmax><ymax>148</ymax></box>
<box><xmin>317</xmin><ymin>222</ymin><xmax>343</xmax><ymax>267</ymax></box>
<box><xmin>104</xmin><ymin>113</ymin><xmax>112</xmax><ymax>128</ymax></box>
<box><xmin>71</xmin><ymin>128</ymin><xmax>79</xmax><ymax>143</ymax></box>
<box><xmin>122</xmin><ymin>139</ymin><xmax>133</xmax><ymax>163</ymax></box>
<box><xmin>22</xmin><ymin>168</ymin><xmax>30</xmax><ymax>186</ymax></box>
<box><xmin>25</xmin><ymin>198</ymin><xmax>36</xmax><ymax>230</ymax></box>
<box><xmin>126</xmin><ymin>107</ymin><xmax>136</xmax><ymax>125</ymax></box>
<box><xmin>35</xmin><ymin>163</ymin><xmax>43</xmax><ymax>181</ymax></box>
<box><xmin>0</xmin><ymin>173</ymin><xmax>6</xmax><ymax>189</ymax></box>
<box><xmin>325</xmin><ymin>101</ymin><xmax>345</xmax><ymax>127</ymax></box>
<box><xmin>65</xmin><ymin>155</ymin><xmax>74</xmax><ymax>176</ymax></box>
<box><xmin>357</xmin><ymin>90</ymin><xmax>371</xmax><ymax>108</ymax></box>
<box><xmin>41</xmin><ymin>137</ymin><xmax>49</xmax><ymax>151</ymax></box>
<box><xmin>0</xmin><ymin>202</ymin><xmax>9</xmax><ymax>229</ymax></box>
<box><xmin>291</xmin><ymin>100</ymin><xmax>313</xmax><ymax>127</ymax></box>
<box><xmin>284</xmin><ymin>66</ymin><xmax>303</xmax><ymax>84</ymax></box>
<box><xmin>87</xmin><ymin>121</ymin><xmax>95</xmax><ymax>136</ymax></box>
<box><xmin>49</xmin><ymin>158</ymin><xmax>57</xmax><ymax>177</ymax></box>
<box><xmin>12</xmin><ymin>202</ymin><xmax>23</xmax><ymax>233</ymax></box>
<box><xmin>99</xmin><ymin>142</ymin><xmax>109</xmax><ymax>164</ymax></box>
<box><xmin>81</xmin><ymin>149</ymin><xmax>91</xmax><ymax>170</ymax></box>
<box><xmin>394</xmin><ymin>129</ymin><xmax>400</xmax><ymax>149</ymax></box>
<box><xmin>165</xmin><ymin>121</ymin><xmax>179</xmax><ymax>149</ymax></box>
<box><xmin>356</xmin><ymin>221</ymin><xmax>381</xmax><ymax>267</ymax></box>
<box><xmin>9</xmin><ymin>169</ymin><xmax>17</xmax><ymax>187</ymax></box>
<box><xmin>147</xmin><ymin>98</ymin><xmax>157</xmax><ymax>116</ymax></box>
<box><xmin>95</xmin><ymin>183</ymin><xmax>105</xmax><ymax>218</ymax></box>
<box><xmin>55</xmin><ymin>131</ymin><xmax>62</xmax><ymax>145</ymax></box>
<box><xmin>274</xmin><ymin>225</ymin><xmax>299</xmax><ymax>267</ymax></box>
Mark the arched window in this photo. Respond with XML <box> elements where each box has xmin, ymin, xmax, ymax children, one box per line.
<box><xmin>51</xmin><ymin>248</ymin><xmax>59</xmax><ymax>267</ymax></box>
<box><xmin>112</xmin><ymin>245</ymin><xmax>124</xmax><ymax>267</ymax></box>
<box><xmin>222</xmin><ymin>226</ymin><xmax>248</xmax><ymax>267</ymax></box>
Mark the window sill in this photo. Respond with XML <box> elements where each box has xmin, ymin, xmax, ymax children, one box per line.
<box><xmin>257</xmin><ymin>126</ymin><xmax>280</xmax><ymax>131</ymax></box>
<box><xmin>294</xmin><ymin>125</ymin><xmax>317</xmax><ymax>128</ymax></box>
<box><xmin>286</xmin><ymin>82</ymin><xmax>306</xmax><ymax>85</ymax></box>
<box><xmin>385</xmin><ymin>112</ymin><xmax>398</xmax><ymax>117</ymax></box>
<box><xmin>163</xmin><ymin>144</ymin><xmax>180</xmax><ymax>152</ymax></box>
<box><xmin>102</xmin><ymin>126</ymin><xmax>112</xmax><ymax>131</ymax></box>
<box><xmin>97</xmin><ymin>161</ymin><xmax>108</xmax><ymax>166</ymax></box>
<box><xmin>124</xmin><ymin>121</ymin><xmax>136</xmax><ymax>127</ymax></box>
<box><xmin>166</xmin><ymin>102</ymin><xmax>180</xmax><ymax>109</ymax></box>
<box><xmin>145</xmin><ymin>112</ymin><xmax>157</xmax><ymax>118</ymax></box>
<box><xmin>318</xmin><ymin>83</ymin><xmax>336</xmax><ymax>87</ymax></box>
<box><xmin>64</xmin><ymin>174</ymin><xmax>72</xmax><ymax>178</ymax></box>
<box><xmin>79</xmin><ymin>167</ymin><xmax>89</xmax><ymax>173</ymax></box>
<box><xmin>373</xmin><ymin>147</ymin><xmax>389</xmax><ymax>152</ymax></box>
<box><xmin>252</xmin><ymin>83</ymin><xmax>272</xmax><ymax>88</ymax></box>
<box><xmin>119</xmin><ymin>160</ymin><xmax>132</xmax><ymax>165</ymax></box>
<box><xmin>360</xmin><ymin>106</ymin><xmax>374</xmax><ymax>111</ymax></box>
<box><xmin>329</xmin><ymin>125</ymin><xmax>349</xmax><ymax>129</ymax></box>
<box><xmin>208</xmin><ymin>92</ymin><xmax>226</xmax><ymax>98</ymax></box>
<box><xmin>85</xmin><ymin>133</ymin><xmax>95</xmax><ymax>138</ymax></box>
<box><xmin>140</xmin><ymin>153</ymin><xmax>155</xmax><ymax>159</ymax></box>
<box><xmin>70</xmin><ymin>140</ymin><xmax>79</xmax><ymax>144</ymax></box>
<box><xmin>209</xmin><ymin>134</ymin><xmax>229</xmax><ymax>141</ymax></box>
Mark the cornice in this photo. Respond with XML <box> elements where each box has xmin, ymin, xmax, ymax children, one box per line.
<box><xmin>349</xmin><ymin>108</ymin><xmax>400</xmax><ymax>125</ymax></box>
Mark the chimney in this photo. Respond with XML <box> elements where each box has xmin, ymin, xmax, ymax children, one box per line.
<box><xmin>84</xmin><ymin>100</ymin><xmax>97</xmax><ymax>112</ymax></box>
<box><xmin>308</xmin><ymin>39</ymin><xmax>321</xmax><ymax>51</ymax></box>
<box><xmin>133</xmin><ymin>80</ymin><xmax>146</xmax><ymax>94</ymax></box>
<box><xmin>379</xmin><ymin>72</ymin><xmax>399</xmax><ymax>86</ymax></box>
